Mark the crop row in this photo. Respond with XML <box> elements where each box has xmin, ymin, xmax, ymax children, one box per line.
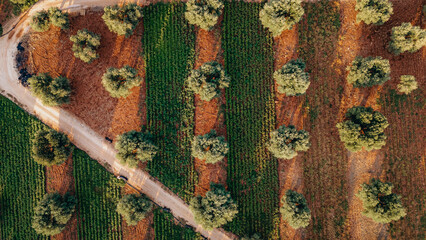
<box><xmin>153</xmin><ymin>209</ymin><xmax>201</xmax><ymax>240</ymax></box>
<box><xmin>222</xmin><ymin>2</ymin><xmax>280</xmax><ymax>238</ymax></box>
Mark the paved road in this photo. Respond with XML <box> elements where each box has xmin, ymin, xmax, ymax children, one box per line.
<box><xmin>0</xmin><ymin>1</ymin><xmax>235</xmax><ymax>239</ymax></box>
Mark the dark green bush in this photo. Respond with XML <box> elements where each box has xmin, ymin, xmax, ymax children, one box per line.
<box><xmin>31</xmin><ymin>128</ymin><xmax>72</xmax><ymax>166</ymax></box>
<box><xmin>346</xmin><ymin>56</ymin><xmax>390</xmax><ymax>87</ymax></box>
<box><xmin>10</xmin><ymin>0</ymin><xmax>39</xmax><ymax>12</ymax></box>
<box><xmin>116</xmin><ymin>194</ymin><xmax>152</xmax><ymax>226</ymax></box>
<box><xmin>28</xmin><ymin>73</ymin><xmax>71</xmax><ymax>106</ymax></box>
<box><xmin>192</xmin><ymin>130</ymin><xmax>228</xmax><ymax>164</ymax></box>
<box><xmin>48</xmin><ymin>7</ymin><xmax>69</xmax><ymax>30</ymax></box>
<box><xmin>389</xmin><ymin>23</ymin><xmax>426</xmax><ymax>55</ymax></box>
<box><xmin>356</xmin><ymin>178</ymin><xmax>406</xmax><ymax>223</ymax></box>
<box><xmin>70</xmin><ymin>29</ymin><xmax>101</xmax><ymax>63</ymax></box>
<box><xmin>32</xmin><ymin>192</ymin><xmax>76</xmax><ymax>236</ymax></box>
<box><xmin>30</xmin><ymin>10</ymin><xmax>50</xmax><ymax>32</ymax></box>
<box><xmin>259</xmin><ymin>0</ymin><xmax>304</xmax><ymax>37</ymax></box>
<box><xmin>267</xmin><ymin>125</ymin><xmax>310</xmax><ymax>159</ymax></box>
<box><xmin>0</xmin><ymin>24</ymin><xmax>3</xmax><ymax>36</ymax></box>
<box><xmin>101</xmin><ymin>65</ymin><xmax>142</xmax><ymax>98</ymax></box>
<box><xmin>281</xmin><ymin>190</ymin><xmax>311</xmax><ymax>229</ymax></box>
<box><xmin>115</xmin><ymin>130</ymin><xmax>158</xmax><ymax>168</ymax></box>
<box><xmin>185</xmin><ymin>0</ymin><xmax>224</xmax><ymax>30</ymax></box>
<box><xmin>336</xmin><ymin>106</ymin><xmax>389</xmax><ymax>152</ymax></box>
<box><xmin>274</xmin><ymin>59</ymin><xmax>310</xmax><ymax>96</ymax></box>
<box><xmin>102</xmin><ymin>4</ymin><xmax>143</xmax><ymax>37</ymax></box>
<box><xmin>397</xmin><ymin>75</ymin><xmax>417</xmax><ymax>95</ymax></box>
<box><xmin>355</xmin><ymin>0</ymin><xmax>393</xmax><ymax>25</ymax></box>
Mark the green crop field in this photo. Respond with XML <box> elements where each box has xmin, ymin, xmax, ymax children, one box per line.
<box><xmin>0</xmin><ymin>95</ymin><xmax>47</xmax><ymax>240</ymax></box>
<box><xmin>222</xmin><ymin>2</ymin><xmax>279</xmax><ymax>238</ymax></box>
<box><xmin>153</xmin><ymin>209</ymin><xmax>201</xmax><ymax>240</ymax></box>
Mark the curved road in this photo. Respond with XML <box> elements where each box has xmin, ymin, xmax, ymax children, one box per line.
<box><xmin>0</xmin><ymin>1</ymin><xmax>234</xmax><ymax>239</ymax></box>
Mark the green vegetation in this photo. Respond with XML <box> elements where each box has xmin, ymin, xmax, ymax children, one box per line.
<box><xmin>267</xmin><ymin>125</ymin><xmax>310</xmax><ymax>159</ymax></box>
<box><xmin>241</xmin><ymin>234</ymin><xmax>262</xmax><ymax>240</ymax></box>
<box><xmin>222</xmin><ymin>2</ymin><xmax>279</xmax><ymax>238</ymax></box>
<box><xmin>70</xmin><ymin>29</ymin><xmax>101</xmax><ymax>63</ymax></box>
<box><xmin>357</xmin><ymin>178</ymin><xmax>406</xmax><ymax>223</ymax></box>
<box><xmin>192</xmin><ymin>130</ymin><xmax>228</xmax><ymax>164</ymax></box>
<box><xmin>30</xmin><ymin>10</ymin><xmax>50</xmax><ymax>32</ymax></box>
<box><xmin>28</xmin><ymin>73</ymin><xmax>71</xmax><ymax>106</ymax></box>
<box><xmin>259</xmin><ymin>0</ymin><xmax>304</xmax><ymax>37</ymax></box>
<box><xmin>274</xmin><ymin>59</ymin><xmax>310</xmax><ymax>96</ymax></box>
<box><xmin>337</xmin><ymin>106</ymin><xmax>389</xmax><ymax>152</ymax></box>
<box><xmin>187</xmin><ymin>61</ymin><xmax>230</xmax><ymax>101</ymax></box>
<box><xmin>116</xmin><ymin>194</ymin><xmax>153</xmax><ymax>226</ymax></box>
<box><xmin>280</xmin><ymin>190</ymin><xmax>311</xmax><ymax>229</ymax></box>
<box><xmin>115</xmin><ymin>130</ymin><xmax>158</xmax><ymax>168</ymax></box>
<box><xmin>0</xmin><ymin>96</ymin><xmax>47</xmax><ymax>240</ymax></box>
<box><xmin>346</xmin><ymin>56</ymin><xmax>391</xmax><ymax>87</ymax></box>
<box><xmin>143</xmin><ymin>3</ymin><xmax>197</xmax><ymax>201</ymax></box>
<box><xmin>189</xmin><ymin>183</ymin><xmax>238</xmax><ymax>230</ymax></box>
<box><xmin>31</xmin><ymin>128</ymin><xmax>72</xmax><ymax>166</ymax></box>
<box><xmin>185</xmin><ymin>0</ymin><xmax>224</xmax><ymax>30</ymax></box>
<box><xmin>397</xmin><ymin>75</ymin><xmax>417</xmax><ymax>95</ymax></box>
<box><xmin>355</xmin><ymin>0</ymin><xmax>393</xmax><ymax>25</ymax></box>
<box><xmin>389</xmin><ymin>22</ymin><xmax>426</xmax><ymax>55</ymax></box>
<box><xmin>102</xmin><ymin>4</ymin><xmax>143</xmax><ymax>37</ymax></box>
<box><xmin>32</xmin><ymin>192</ymin><xmax>76</xmax><ymax>236</ymax></box>
<box><xmin>153</xmin><ymin>209</ymin><xmax>202</xmax><ymax>240</ymax></box>
<box><xmin>102</xmin><ymin>66</ymin><xmax>142</xmax><ymax>98</ymax></box>
<box><xmin>48</xmin><ymin>7</ymin><xmax>69</xmax><ymax>30</ymax></box>
<box><xmin>10</xmin><ymin>0</ymin><xmax>39</xmax><ymax>12</ymax></box>
<box><xmin>73</xmin><ymin>149</ymin><xmax>122</xmax><ymax>239</ymax></box>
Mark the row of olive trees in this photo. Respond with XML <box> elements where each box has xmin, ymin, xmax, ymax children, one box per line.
<box><xmin>30</xmin><ymin>7</ymin><xmax>69</xmax><ymax>32</ymax></box>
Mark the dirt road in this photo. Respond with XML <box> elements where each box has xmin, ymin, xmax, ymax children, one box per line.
<box><xmin>0</xmin><ymin>1</ymin><xmax>234</xmax><ymax>239</ymax></box>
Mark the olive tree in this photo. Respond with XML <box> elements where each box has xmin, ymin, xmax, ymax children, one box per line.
<box><xmin>347</xmin><ymin>56</ymin><xmax>390</xmax><ymax>88</ymax></box>
<box><xmin>185</xmin><ymin>0</ymin><xmax>224</xmax><ymax>31</ymax></box>
<box><xmin>187</xmin><ymin>61</ymin><xmax>230</xmax><ymax>101</ymax></box>
<box><xmin>355</xmin><ymin>0</ymin><xmax>393</xmax><ymax>25</ymax></box>
<box><xmin>48</xmin><ymin>7</ymin><xmax>69</xmax><ymax>30</ymax></box>
<box><xmin>102</xmin><ymin>66</ymin><xmax>142</xmax><ymax>98</ymax></box>
<box><xmin>259</xmin><ymin>0</ymin><xmax>304</xmax><ymax>37</ymax></box>
<box><xmin>28</xmin><ymin>73</ymin><xmax>71</xmax><ymax>106</ymax></box>
<box><xmin>102</xmin><ymin>4</ymin><xmax>143</xmax><ymax>37</ymax></box>
<box><xmin>336</xmin><ymin>106</ymin><xmax>388</xmax><ymax>152</ymax></box>
<box><xmin>10</xmin><ymin>0</ymin><xmax>39</xmax><ymax>11</ymax></box>
<box><xmin>0</xmin><ymin>24</ymin><xmax>3</xmax><ymax>36</ymax></box>
<box><xmin>115</xmin><ymin>130</ymin><xmax>158</xmax><ymax>168</ymax></box>
<box><xmin>192</xmin><ymin>130</ymin><xmax>228</xmax><ymax>164</ymax></box>
<box><xmin>274</xmin><ymin>59</ymin><xmax>310</xmax><ymax>96</ymax></box>
<box><xmin>267</xmin><ymin>125</ymin><xmax>310</xmax><ymax>159</ymax></box>
<box><xmin>281</xmin><ymin>190</ymin><xmax>311</xmax><ymax>229</ymax></box>
<box><xmin>116</xmin><ymin>194</ymin><xmax>152</xmax><ymax>226</ymax></box>
<box><xmin>32</xmin><ymin>192</ymin><xmax>76</xmax><ymax>236</ymax></box>
<box><xmin>397</xmin><ymin>75</ymin><xmax>417</xmax><ymax>95</ymax></box>
<box><xmin>31</xmin><ymin>128</ymin><xmax>72</xmax><ymax>166</ymax></box>
<box><xmin>70</xmin><ymin>29</ymin><xmax>101</xmax><ymax>63</ymax></box>
<box><xmin>389</xmin><ymin>23</ymin><xmax>426</xmax><ymax>55</ymax></box>
<box><xmin>30</xmin><ymin>10</ymin><xmax>50</xmax><ymax>32</ymax></box>
<box><xmin>356</xmin><ymin>178</ymin><xmax>406</xmax><ymax>223</ymax></box>
<box><xmin>189</xmin><ymin>183</ymin><xmax>238</xmax><ymax>230</ymax></box>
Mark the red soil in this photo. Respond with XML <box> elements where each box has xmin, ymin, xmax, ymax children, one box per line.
<box><xmin>0</xmin><ymin>0</ymin><xmax>12</xmax><ymax>25</ymax></box>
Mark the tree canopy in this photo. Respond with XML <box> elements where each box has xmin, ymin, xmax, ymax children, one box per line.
<box><xmin>70</xmin><ymin>29</ymin><xmax>101</xmax><ymax>63</ymax></box>
<box><xmin>281</xmin><ymin>190</ymin><xmax>311</xmax><ymax>229</ymax></box>
<box><xmin>32</xmin><ymin>192</ymin><xmax>76</xmax><ymax>236</ymax></box>
<box><xmin>355</xmin><ymin>0</ymin><xmax>393</xmax><ymax>25</ymax></box>
<box><xmin>102</xmin><ymin>66</ymin><xmax>142</xmax><ymax>98</ymax></box>
<box><xmin>115</xmin><ymin>130</ymin><xmax>158</xmax><ymax>168</ymax></box>
<box><xmin>187</xmin><ymin>61</ymin><xmax>230</xmax><ymax>101</ymax></box>
<box><xmin>192</xmin><ymin>130</ymin><xmax>228</xmax><ymax>164</ymax></box>
<box><xmin>356</xmin><ymin>178</ymin><xmax>406</xmax><ymax>223</ymax></box>
<box><xmin>31</xmin><ymin>128</ymin><xmax>72</xmax><ymax>166</ymax></box>
<box><xmin>336</xmin><ymin>106</ymin><xmax>389</xmax><ymax>152</ymax></box>
<box><xmin>28</xmin><ymin>73</ymin><xmax>71</xmax><ymax>106</ymax></box>
<box><xmin>274</xmin><ymin>59</ymin><xmax>310</xmax><ymax>96</ymax></box>
<box><xmin>347</xmin><ymin>56</ymin><xmax>390</xmax><ymax>88</ymax></box>
<box><xmin>259</xmin><ymin>0</ymin><xmax>304</xmax><ymax>37</ymax></box>
<box><xmin>185</xmin><ymin>0</ymin><xmax>224</xmax><ymax>30</ymax></box>
<box><xmin>102</xmin><ymin>4</ymin><xmax>143</xmax><ymax>37</ymax></box>
<box><xmin>389</xmin><ymin>22</ymin><xmax>426</xmax><ymax>55</ymax></box>
<box><xmin>267</xmin><ymin>125</ymin><xmax>310</xmax><ymax>159</ymax></box>
<box><xmin>48</xmin><ymin>7</ymin><xmax>69</xmax><ymax>30</ymax></box>
<box><xmin>116</xmin><ymin>194</ymin><xmax>153</xmax><ymax>226</ymax></box>
<box><xmin>30</xmin><ymin>10</ymin><xmax>50</xmax><ymax>32</ymax></box>
<box><xmin>397</xmin><ymin>75</ymin><xmax>417</xmax><ymax>95</ymax></box>
<box><xmin>189</xmin><ymin>183</ymin><xmax>238</xmax><ymax>230</ymax></box>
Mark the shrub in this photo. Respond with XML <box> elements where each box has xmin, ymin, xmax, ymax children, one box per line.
<box><xmin>267</xmin><ymin>125</ymin><xmax>310</xmax><ymax>159</ymax></box>
<box><xmin>397</xmin><ymin>75</ymin><xmax>417</xmax><ymax>95</ymax></box>
<box><xmin>115</xmin><ymin>130</ymin><xmax>158</xmax><ymax>168</ymax></box>
<box><xmin>355</xmin><ymin>0</ymin><xmax>393</xmax><ymax>25</ymax></box>
<box><xmin>0</xmin><ymin>24</ymin><xmax>3</xmax><ymax>36</ymax></box>
<box><xmin>102</xmin><ymin>65</ymin><xmax>142</xmax><ymax>98</ymax></box>
<box><xmin>11</xmin><ymin>0</ymin><xmax>39</xmax><ymax>12</ymax></box>
<box><xmin>102</xmin><ymin>4</ymin><xmax>143</xmax><ymax>37</ymax></box>
<box><xmin>28</xmin><ymin>73</ymin><xmax>71</xmax><ymax>106</ymax></box>
<box><xmin>185</xmin><ymin>0</ymin><xmax>224</xmax><ymax>31</ymax></box>
<box><xmin>48</xmin><ymin>7</ymin><xmax>69</xmax><ymax>30</ymax></box>
<box><xmin>32</xmin><ymin>192</ymin><xmax>76</xmax><ymax>236</ymax></box>
<box><xmin>189</xmin><ymin>183</ymin><xmax>238</xmax><ymax>230</ymax></box>
<box><xmin>336</xmin><ymin>106</ymin><xmax>389</xmax><ymax>152</ymax></box>
<box><xmin>31</xmin><ymin>128</ymin><xmax>72</xmax><ymax>166</ymax></box>
<box><xmin>259</xmin><ymin>0</ymin><xmax>304</xmax><ymax>37</ymax></box>
<box><xmin>346</xmin><ymin>56</ymin><xmax>390</xmax><ymax>88</ymax></box>
<box><xmin>187</xmin><ymin>61</ymin><xmax>230</xmax><ymax>101</ymax></box>
<box><xmin>274</xmin><ymin>59</ymin><xmax>310</xmax><ymax>96</ymax></box>
<box><xmin>30</xmin><ymin>10</ymin><xmax>50</xmax><ymax>32</ymax></box>
<box><xmin>192</xmin><ymin>130</ymin><xmax>228</xmax><ymax>164</ymax></box>
<box><xmin>281</xmin><ymin>190</ymin><xmax>311</xmax><ymax>229</ymax></box>
<box><xmin>116</xmin><ymin>194</ymin><xmax>153</xmax><ymax>226</ymax></box>
<box><xmin>389</xmin><ymin>23</ymin><xmax>426</xmax><ymax>55</ymax></box>
<box><xmin>70</xmin><ymin>29</ymin><xmax>101</xmax><ymax>63</ymax></box>
<box><xmin>356</xmin><ymin>178</ymin><xmax>406</xmax><ymax>223</ymax></box>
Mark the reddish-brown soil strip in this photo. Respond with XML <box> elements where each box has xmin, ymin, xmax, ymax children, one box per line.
<box><xmin>193</xmin><ymin>18</ymin><xmax>227</xmax><ymax>197</ymax></box>
<box><xmin>0</xmin><ymin>0</ymin><xmax>12</xmax><ymax>25</ymax></box>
